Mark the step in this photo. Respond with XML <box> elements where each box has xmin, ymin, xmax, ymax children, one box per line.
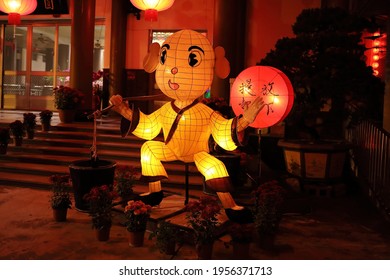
<box><xmin>0</xmin><ymin>169</ymin><xmax>204</xmax><ymax>190</ymax></box>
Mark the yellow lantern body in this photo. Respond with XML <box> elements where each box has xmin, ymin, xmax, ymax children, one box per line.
<box><xmin>128</xmin><ymin>30</ymin><xmax>239</xmax><ymax>188</ymax></box>
<box><xmin>0</xmin><ymin>0</ymin><xmax>37</xmax><ymax>24</ymax></box>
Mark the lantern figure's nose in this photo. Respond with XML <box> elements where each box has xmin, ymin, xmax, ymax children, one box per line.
<box><xmin>171</xmin><ymin>67</ymin><xmax>178</xmax><ymax>75</ymax></box>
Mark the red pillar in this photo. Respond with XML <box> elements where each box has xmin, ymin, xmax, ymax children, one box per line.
<box><xmin>109</xmin><ymin>0</ymin><xmax>127</xmax><ymax>97</ymax></box>
<box><xmin>69</xmin><ymin>0</ymin><xmax>96</xmax><ymax>111</ymax></box>
<box><xmin>212</xmin><ymin>0</ymin><xmax>247</xmax><ymax>101</ymax></box>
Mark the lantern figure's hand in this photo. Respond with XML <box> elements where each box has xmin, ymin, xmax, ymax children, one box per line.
<box><xmin>242</xmin><ymin>96</ymin><xmax>265</xmax><ymax>124</ymax></box>
<box><xmin>109</xmin><ymin>95</ymin><xmax>123</xmax><ymax>106</ymax></box>
<box><xmin>109</xmin><ymin>94</ymin><xmax>133</xmax><ymax>121</ymax></box>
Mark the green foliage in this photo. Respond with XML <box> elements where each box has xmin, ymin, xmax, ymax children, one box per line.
<box><xmin>9</xmin><ymin>120</ymin><xmax>25</xmax><ymax>138</ymax></box>
<box><xmin>149</xmin><ymin>220</ymin><xmax>184</xmax><ymax>254</ymax></box>
<box><xmin>228</xmin><ymin>223</ymin><xmax>254</xmax><ymax>243</ymax></box>
<box><xmin>114</xmin><ymin>165</ymin><xmax>138</xmax><ymax>197</ymax></box>
<box><xmin>23</xmin><ymin>113</ymin><xmax>37</xmax><ymax>129</ymax></box>
<box><xmin>252</xmin><ymin>180</ymin><xmax>285</xmax><ymax>235</ymax></box>
<box><xmin>49</xmin><ymin>174</ymin><xmax>72</xmax><ymax>210</ymax></box>
<box><xmin>39</xmin><ymin>110</ymin><xmax>53</xmax><ymax>122</ymax></box>
<box><xmin>53</xmin><ymin>86</ymin><xmax>84</xmax><ymax>109</ymax></box>
<box><xmin>259</xmin><ymin>7</ymin><xmax>385</xmax><ymax>140</ymax></box>
<box><xmin>123</xmin><ymin>200</ymin><xmax>152</xmax><ymax>232</ymax></box>
<box><xmin>84</xmin><ymin>185</ymin><xmax>117</xmax><ymax>230</ymax></box>
<box><xmin>185</xmin><ymin>196</ymin><xmax>221</xmax><ymax>245</ymax></box>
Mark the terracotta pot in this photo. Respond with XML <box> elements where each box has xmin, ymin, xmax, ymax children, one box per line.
<box><xmin>161</xmin><ymin>240</ymin><xmax>176</xmax><ymax>255</ymax></box>
<box><xmin>128</xmin><ymin>230</ymin><xmax>145</xmax><ymax>247</ymax></box>
<box><xmin>196</xmin><ymin>241</ymin><xmax>214</xmax><ymax>260</ymax></box>
<box><xmin>13</xmin><ymin>137</ymin><xmax>23</xmax><ymax>146</ymax></box>
<box><xmin>96</xmin><ymin>225</ymin><xmax>111</xmax><ymax>242</ymax></box>
<box><xmin>53</xmin><ymin>208</ymin><xmax>68</xmax><ymax>222</ymax></box>
<box><xmin>27</xmin><ymin>129</ymin><xmax>35</xmax><ymax>139</ymax></box>
<box><xmin>232</xmin><ymin>241</ymin><xmax>251</xmax><ymax>259</ymax></box>
<box><xmin>41</xmin><ymin>121</ymin><xmax>51</xmax><ymax>132</ymax></box>
<box><xmin>58</xmin><ymin>109</ymin><xmax>76</xmax><ymax>123</ymax></box>
<box><xmin>256</xmin><ymin>233</ymin><xmax>276</xmax><ymax>251</ymax></box>
<box><xmin>0</xmin><ymin>144</ymin><xmax>7</xmax><ymax>155</ymax></box>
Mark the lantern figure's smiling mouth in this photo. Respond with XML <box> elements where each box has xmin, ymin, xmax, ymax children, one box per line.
<box><xmin>168</xmin><ymin>80</ymin><xmax>179</xmax><ymax>90</ymax></box>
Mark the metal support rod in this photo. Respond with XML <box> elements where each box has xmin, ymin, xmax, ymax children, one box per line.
<box><xmin>185</xmin><ymin>163</ymin><xmax>189</xmax><ymax>205</ymax></box>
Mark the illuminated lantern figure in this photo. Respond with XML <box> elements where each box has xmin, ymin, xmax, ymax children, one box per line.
<box><xmin>230</xmin><ymin>66</ymin><xmax>294</xmax><ymax>129</ymax></box>
<box><xmin>110</xmin><ymin>30</ymin><xmax>265</xmax><ymax>223</ymax></box>
<box><xmin>0</xmin><ymin>0</ymin><xmax>37</xmax><ymax>25</ymax></box>
<box><xmin>130</xmin><ymin>0</ymin><xmax>175</xmax><ymax>21</ymax></box>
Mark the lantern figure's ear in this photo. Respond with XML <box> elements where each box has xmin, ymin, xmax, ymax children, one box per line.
<box><xmin>214</xmin><ymin>46</ymin><xmax>230</xmax><ymax>79</ymax></box>
<box><xmin>143</xmin><ymin>43</ymin><xmax>161</xmax><ymax>73</ymax></box>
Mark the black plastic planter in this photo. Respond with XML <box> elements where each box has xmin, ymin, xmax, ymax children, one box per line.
<box><xmin>69</xmin><ymin>159</ymin><xmax>116</xmax><ymax>211</ymax></box>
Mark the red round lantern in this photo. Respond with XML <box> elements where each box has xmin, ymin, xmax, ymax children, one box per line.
<box><xmin>230</xmin><ymin>66</ymin><xmax>294</xmax><ymax>129</ymax></box>
<box><xmin>130</xmin><ymin>0</ymin><xmax>175</xmax><ymax>22</ymax></box>
<box><xmin>0</xmin><ymin>0</ymin><xmax>37</xmax><ymax>25</ymax></box>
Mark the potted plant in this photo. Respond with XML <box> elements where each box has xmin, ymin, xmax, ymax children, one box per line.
<box><xmin>83</xmin><ymin>185</ymin><xmax>118</xmax><ymax>241</ymax></box>
<box><xmin>123</xmin><ymin>200</ymin><xmax>152</xmax><ymax>247</ymax></box>
<box><xmin>252</xmin><ymin>180</ymin><xmax>285</xmax><ymax>250</ymax></box>
<box><xmin>9</xmin><ymin>120</ymin><xmax>25</xmax><ymax>146</ymax></box>
<box><xmin>39</xmin><ymin>110</ymin><xmax>53</xmax><ymax>131</ymax></box>
<box><xmin>227</xmin><ymin>223</ymin><xmax>254</xmax><ymax>259</ymax></box>
<box><xmin>114</xmin><ymin>165</ymin><xmax>138</xmax><ymax>206</ymax></box>
<box><xmin>49</xmin><ymin>174</ymin><xmax>72</xmax><ymax>222</ymax></box>
<box><xmin>149</xmin><ymin>220</ymin><xmax>184</xmax><ymax>255</ymax></box>
<box><xmin>53</xmin><ymin>85</ymin><xmax>85</xmax><ymax>123</ymax></box>
<box><xmin>23</xmin><ymin>113</ymin><xmax>37</xmax><ymax>139</ymax></box>
<box><xmin>185</xmin><ymin>196</ymin><xmax>222</xmax><ymax>259</ymax></box>
<box><xmin>0</xmin><ymin>127</ymin><xmax>11</xmax><ymax>155</ymax></box>
<box><xmin>258</xmin><ymin>7</ymin><xmax>385</xmax><ymax>183</ymax></box>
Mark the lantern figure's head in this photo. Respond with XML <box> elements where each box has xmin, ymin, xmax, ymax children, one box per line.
<box><xmin>144</xmin><ymin>29</ymin><xmax>230</xmax><ymax>102</ymax></box>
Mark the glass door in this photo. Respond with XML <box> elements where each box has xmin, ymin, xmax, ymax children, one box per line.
<box><xmin>2</xmin><ymin>24</ymin><xmax>71</xmax><ymax>110</ymax></box>
<box><xmin>3</xmin><ymin>26</ymin><xmax>28</xmax><ymax>109</ymax></box>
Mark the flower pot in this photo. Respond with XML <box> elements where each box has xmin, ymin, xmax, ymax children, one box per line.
<box><xmin>13</xmin><ymin>137</ymin><xmax>23</xmax><ymax>146</ymax></box>
<box><xmin>26</xmin><ymin>129</ymin><xmax>35</xmax><ymax>139</ymax></box>
<box><xmin>53</xmin><ymin>208</ymin><xmax>68</xmax><ymax>222</ymax></box>
<box><xmin>69</xmin><ymin>159</ymin><xmax>116</xmax><ymax>212</ymax></box>
<box><xmin>41</xmin><ymin>121</ymin><xmax>51</xmax><ymax>132</ymax></box>
<box><xmin>196</xmin><ymin>241</ymin><xmax>214</xmax><ymax>260</ymax></box>
<box><xmin>96</xmin><ymin>225</ymin><xmax>111</xmax><ymax>242</ymax></box>
<box><xmin>161</xmin><ymin>240</ymin><xmax>176</xmax><ymax>255</ymax></box>
<box><xmin>0</xmin><ymin>144</ymin><xmax>7</xmax><ymax>155</ymax></box>
<box><xmin>232</xmin><ymin>241</ymin><xmax>251</xmax><ymax>259</ymax></box>
<box><xmin>256</xmin><ymin>233</ymin><xmax>276</xmax><ymax>251</ymax></box>
<box><xmin>128</xmin><ymin>230</ymin><xmax>145</xmax><ymax>247</ymax></box>
<box><xmin>58</xmin><ymin>109</ymin><xmax>76</xmax><ymax>123</ymax></box>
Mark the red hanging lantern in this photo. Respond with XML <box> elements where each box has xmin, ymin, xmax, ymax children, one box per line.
<box><xmin>0</xmin><ymin>0</ymin><xmax>37</xmax><ymax>25</ymax></box>
<box><xmin>130</xmin><ymin>0</ymin><xmax>175</xmax><ymax>22</ymax></box>
<box><xmin>230</xmin><ymin>66</ymin><xmax>294</xmax><ymax>129</ymax></box>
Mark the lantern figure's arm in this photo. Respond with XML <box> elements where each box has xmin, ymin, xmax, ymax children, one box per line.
<box><xmin>110</xmin><ymin>95</ymin><xmax>133</xmax><ymax>121</ymax></box>
<box><xmin>237</xmin><ymin>96</ymin><xmax>265</xmax><ymax>132</ymax></box>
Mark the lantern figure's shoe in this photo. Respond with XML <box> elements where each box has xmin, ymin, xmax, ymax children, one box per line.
<box><xmin>225</xmin><ymin>207</ymin><xmax>254</xmax><ymax>224</ymax></box>
<box><xmin>138</xmin><ymin>190</ymin><xmax>164</xmax><ymax>207</ymax></box>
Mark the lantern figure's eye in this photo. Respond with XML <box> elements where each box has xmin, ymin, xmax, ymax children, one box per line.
<box><xmin>188</xmin><ymin>50</ymin><xmax>202</xmax><ymax>67</ymax></box>
<box><xmin>160</xmin><ymin>48</ymin><xmax>168</xmax><ymax>65</ymax></box>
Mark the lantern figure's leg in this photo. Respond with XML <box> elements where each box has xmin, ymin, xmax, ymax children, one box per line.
<box><xmin>194</xmin><ymin>152</ymin><xmax>253</xmax><ymax>224</ymax></box>
<box><xmin>137</xmin><ymin>141</ymin><xmax>176</xmax><ymax>206</ymax></box>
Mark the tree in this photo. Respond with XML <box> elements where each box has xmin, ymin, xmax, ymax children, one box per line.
<box><xmin>258</xmin><ymin>8</ymin><xmax>385</xmax><ymax>140</ymax></box>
